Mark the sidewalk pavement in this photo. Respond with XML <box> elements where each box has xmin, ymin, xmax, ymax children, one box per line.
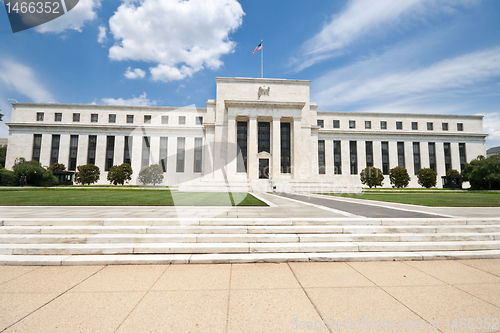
<box><xmin>1</xmin><ymin>260</ymin><xmax>499</xmax><ymax>332</ymax></box>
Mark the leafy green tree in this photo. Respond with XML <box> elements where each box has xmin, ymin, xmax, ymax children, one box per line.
<box><xmin>461</xmin><ymin>155</ymin><xmax>500</xmax><ymax>190</ymax></box>
<box><xmin>0</xmin><ymin>169</ymin><xmax>17</xmax><ymax>186</ymax></box>
<box><xmin>138</xmin><ymin>164</ymin><xmax>164</xmax><ymax>186</ymax></box>
<box><xmin>417</xmin><ymin>168</ymin><xmax>437</xmax><ymax>188</ymax></box>
<box><xmin>0</xmin><ymin>146</ymin><xmax>6</xmax><ymax>168</ymax></box>
<box><xmin>75</xmin><ymin>164</ymin><xmax>100</xmax><ymax>185</ymax></box>
<box><xmin>107</xmin><ymin>163</ymin><xmax>133</xmax><ymax>185</ymax></box>
<box><xmin>0</xmin><ymin>107</ymin><xmax>3</xmax><ymax>121</ymax></box>
<box><xmin>12</xmin><ymin>158</ymin><xmax>58</xmax><ymax>186</ymax></box>
<box><xmin>446</xmin><ymin>169</ymin><xmax>460</xmax><ymax>177</ymax></box>
<box><xmin>360</xmin><ymin>166</ymin><xmax>384</xmax><ymax>188</ymax></box>
<box><xmin>389</xmin><ymin>166</ymin><xmax>410</xmax><ymax>188</ymax></box>
<box><xmin>48</xmin><ymin>163</ymin><xmax>66</xmax><ymax>172</ymax></box>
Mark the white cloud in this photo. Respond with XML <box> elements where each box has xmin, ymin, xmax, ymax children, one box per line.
<box><xmin>294</xmin><ymin>0</ymin><xmax>477</xmax><ymax>71</ymax></box>
<box><xmin>108</xmin><ymin>0</ymin><xmax>244</xmax><ymax>82</ymax></box>
<box><xmin>36</xmin><ymin>0</ymin><xmax>101</xmax><ymax>33</ymax></box>
<box><xmin>0</xmin><ymin>59</ymin><xmax>56</xmax><ymax>103</ymax></box>
<box><xmin>313</xmin><ymin>46</ymin><xmax>500</xmax><ymax>110</ymax></box>
<box><xmin>101</xmin><ymin>92</ymin><xmax>156</xmax><ymax>106</ymax></box>
<box><xmin>124</xmin><ymin>67</ymin><xmax>146</xmax><ymax>79</ymax></box>
<box><xmin>483</xmin><ymin>113</ymin><xmax>500</xmax><ymax>149</ymax></box>
<box><xmin>97</xmin><ymin>25</ymin><xmax>107</xmax><ymax>43</ymax></box>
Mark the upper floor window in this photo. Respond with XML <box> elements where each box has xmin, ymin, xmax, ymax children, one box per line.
<box><xmin>396</xmin><ymin>121</ymin><xmax>403</xmax><ymax>130</ymax></box>
<box><xmin>127</xmin><ymin>115</ymin><xmax>134</xmax><ymax>123</ymax></box>
<box><xmin>365</xmin><ymin>121</ymin><xmax>371</xmax><ymax>129</ymax></box>
<box><xmin>91</xmin><ymin>114</ymin><xmax>98</xmax><ymax>123</ymax></box>
<box><xmin>380</xmin><ymin>121</ymin><xmax>387</xmax><ymax>129</ymax></box>
<box><xmin>196</xmin><ymin>116</ymin><xmax>203</xmax><ymax>125</ymax></box>
<box><xmin>109</xmin><ymin>114</ymin><xmax>116</xmax><ymax>123</ymax></box>
<box><xmin>144</xmin><ymin>115</ymin><xmax>151</xmax><ymax>124</ymax></box>
<box><xmin>457</xmin><ymin>123</ymin><xmax>464</xmax><ymax>131</ymax></box>
<box><xmin>317</xmin><ymin>119</ymin><xmax>324</xmax><ymax>128</ymax></box>
<box><xmin>412</xmin><ymin>122</ymin><xmax>418</xmax><ymax>130</ymax></box>
<box><xmin>73</xmin><ymin>113</ymin><xmax>80</xmax><ymax>122</ymax></box>
<box><xmin>179</xmin><ymin>116</ymin><xmax>186</xmax><ymax>125</ymax></box>
<box><xmin>442</xmin><ymin>123</ymin><xmax>449</xmax><ymax>131</ymax></box>
<box><xmin>333</xmin><ymin>120</ymin><xmax>340</xmax><ymax>128</ymax></box>
<box><xmin>427</xmin><ymin>122</ymin><xmax>433</xmax><ymax>130</ymax></box>
<box><xmin>349</xmin><ymin>120</ymin><xmax>356</xmax><ymax>129</ymax></box>
<box><xmin>162</xmin><ymin>116</ymin><xmax>169</xmax><ymax>124</ymax></box>
<box><xmin>37</xmin><ymin>112</ymin><xmax>44</xmax><ymax>121</ymax></box>
<box><xmin>55</xmin><ymin>113</ymin><xmax>62</xmax><ymax>122</ymax></box>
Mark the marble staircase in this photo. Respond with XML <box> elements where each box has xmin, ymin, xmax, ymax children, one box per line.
<box><xmin>0</xmin><ymin>217</ymin><xmax>499</xmax><ymax>265</ymax></box>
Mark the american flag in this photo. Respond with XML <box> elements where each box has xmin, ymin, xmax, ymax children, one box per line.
<box><xmin>253</xmin><ymin>43</ymin><xmax>262</xmax><ymax>54</ymax></box>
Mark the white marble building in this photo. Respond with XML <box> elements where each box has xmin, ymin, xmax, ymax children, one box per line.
<box><xmin>5</xmin><ymin>77</ymin><xmax>487</xmax><ymax>191</ymax></box>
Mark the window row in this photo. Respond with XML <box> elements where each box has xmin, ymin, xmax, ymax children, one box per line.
<box><xmin>317</xmin><ymin>119</ymin><xmax>464</xmax><ymax>131</ymax></box>
<box><xmin>317</xmin><ymin>140</ymin><xmax>467</xmax><ymax>175</ymax></box>
<box><xmin>35</xmin><ymin>112</ymin><xmax>203</xmax><ymax>125</ymax></box>
<box><xmin>32</xmin><ymin>134</ymin><xmax>203</xmax><ymax>174</ymax></box>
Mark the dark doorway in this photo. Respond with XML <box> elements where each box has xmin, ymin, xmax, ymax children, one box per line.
<box><xmin>259</xmin><ymin>159</ymin><xmax>269</xmax><ymax>179</ymax></box>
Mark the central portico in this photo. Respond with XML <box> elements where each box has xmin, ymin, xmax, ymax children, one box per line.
<box><xmin>206</xmin><ymin>77</ymin><xmax>318</xmax><ymax>182</ymax></box>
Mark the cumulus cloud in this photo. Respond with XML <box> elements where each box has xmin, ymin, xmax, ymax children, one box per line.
<box><xmin>294</xmin><ymin>0</ymin><xmax>477</xmax><ymax>71</ymax></box>
<box><xmin>124</xmin><ymin>67</ymin><xmax>146</xmax><ymax>79</ymax></box>
<box><xmin>101</xmin><ymin>92</ymin><xmax>156</xmax><ymax>106</ymax></box>
<box><xmin>483</xmin><ymin>113</ymin><xmax>500</xmax><ymax>149</ymax></box>
<box><xmin>108</xmin><ymin>0</ymin><xmax>244</xmax><ymax>82</ymax></box>
<box><xmin>0</xmin><ymin>59</ymin><xmax>56</xmax><ymax>103</ymax></box>
<box><xmin>36</xmin><ymin>0</ymin><xmax>101</xmax><ymax>33</ymax></box>
<box><xmin>97</xmin><ymin>25</ymin><xmax>107</xmax><ymax>43</ymax></box>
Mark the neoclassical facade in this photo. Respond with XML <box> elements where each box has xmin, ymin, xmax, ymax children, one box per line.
<box><xmin>5</xmin><ymin>77</ymin><xmax>487</xmax><ymax>191</ymax></box>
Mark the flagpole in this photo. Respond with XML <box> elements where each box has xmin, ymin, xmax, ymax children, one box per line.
<box><xmin>261</xmin><ymin>39</ymin><xmax>263</xmax><ymax>78</ymax></box>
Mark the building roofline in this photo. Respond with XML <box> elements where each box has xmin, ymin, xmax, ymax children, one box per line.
<box><xmin>11</xmin><ymin>103</ymin><xmax>207</xmax><ymax>112</ymax></box>
<box><xmin>216</xmin><ymin>77</ymin><xmax>311</xmax><ymax>85</ymax></box>
<box><xmin>316</xmin><ymin>110</ymin><xmax>484</xmax><ymax>119</ymax></box>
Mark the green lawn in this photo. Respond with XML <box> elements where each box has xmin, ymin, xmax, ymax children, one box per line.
<box><xmin>325</xmin><ymin>192</ymin><xmax>500</xmax><ymax>207</ymax></box>
<box><xmin>0</xmin><ymin>189</ymin><xmax>267</xmax><ymax>206</ymax></box>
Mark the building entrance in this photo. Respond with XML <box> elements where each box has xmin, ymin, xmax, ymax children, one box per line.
<box><xmin>259</xmin><ymin>159</ymin><xmax>269</xmax><ymax>179</ymax></box>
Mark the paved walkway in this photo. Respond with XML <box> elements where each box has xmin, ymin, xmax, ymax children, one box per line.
<box><xmin>1</xmin><ymin>260</ymin><xmax>499</xmax><ymax>332</ymax></box>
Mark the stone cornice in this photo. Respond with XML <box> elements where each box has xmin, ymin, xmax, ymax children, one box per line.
<box><xmin>318</xmin><ymin>129</ymin><xmax>487</xmax><ymax>139</ymax></box>
<box><xmin>11</xmin><ymin>103</ymin><xmax>207</xmax><ymax>113</ymax></box>
<box><xmin>216</xmin><ymin>77</ymin><xmax>310</xmax><ymax>85</ymax></box>
<box><xmin>316</xmin><ymin>111</ymin><xmax>484</xmax><ymax>120</ymax></box>
<box><xmin>224</xmin><ymin>100</ymin><xmax>306</xmax><ymax>109</ymax></box>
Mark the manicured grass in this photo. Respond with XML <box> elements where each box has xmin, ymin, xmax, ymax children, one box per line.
<box><xmin>0</xmin><ymin>189</ymin><xmax>267</xmax><ymax>206</ymax></box>
<box><xmin>325</xmin><ymin>192</ymin><xmax>500</xmax><ymax>207</ymax></box>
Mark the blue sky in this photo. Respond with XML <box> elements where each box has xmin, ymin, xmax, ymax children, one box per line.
<box><xmin>0</xmin><ymin>0</ymin><xmax>499</xmax><ymax>148</ymax></box>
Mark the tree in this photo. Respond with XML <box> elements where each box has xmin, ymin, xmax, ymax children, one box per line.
<box><xmin>138</xmin><ymin>164</ymin><xmax>164</xmax><ymax>186</ymax></box>
<box><xmin>0</xmin><ymin>146</ymin><xmax>6</xmax><ymax>168</ymax></box>
<box><xmin>75</xmin><ymin>164</ymin><xmax>100</xmax><ymax>185</ymax></box>
<box><xmin>389</xmin><ymin>166</ymin><xmax>410</xmax><ymax>188</ymax></box>
<box><xmin>360</xmin><ymin>166</ymin><xmax>384</xmax><ymax>188</ymax></box>
<box><xmin>107</xmin><ymin>163</ymin><xmax>133</xmax><ymax>185</ymax></box>
<box><xmin>48</xmin><ymin>163</ymin><xmax>66</xmax><ymax>172</ymax></box>
<box><xmin>417</xmin><ymin>168</ymin><xmax>437</xmax><ymax>188</ymax></box>
<box><xmin>0</xmin><ymin>107</ymin><xmax>3</xmax><ymax>121</ymax></box>
<box><xmin>461</xmin><ymin>155</ymin><xmax>500</xmax><ymax>190</ymax></box>
<box><xmin>12</xmin><ymin>158</ymin><xmax>58</xmax><ymax>186</ymax></box>
<box><xmin>446</xmin><ymin>169</ymin><xmax>460</xmax><ymax>177</ymax></box>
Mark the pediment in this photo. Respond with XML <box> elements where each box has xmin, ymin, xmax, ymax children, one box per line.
<box><xmin>258</xmin><ymin>151</ymin><xmax>271</xmax><ymax>158</ymax></box>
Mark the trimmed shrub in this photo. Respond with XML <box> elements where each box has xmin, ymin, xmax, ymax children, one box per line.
<box><xmin>0</xmin><ymin>169</ymin><xmax>17</xmax><ymax>186</ymax></box>
<box><xmin>107</xmin><ymin>163</ymin><xmax>133</xmax><ymax>185</ymax></box>
<box><xmin>138</xmin><ymin>164</ymin><xmax>164</xmax><ymax>186</ymax></box>
<box><xmin>360</xmin><ymin>166</ymin><xmax>384</xmax><ymax>188</ymax></box>
<box><xmin>446</xmin><ymin>169</ymin><xmax>460</xmax><ymax>177</ymax></box>
<box><xmin>389</xmin><ymin>166</ymin><xmax>410</xmax><ymax>188</ymax></box>
<box><xmin>75</xmin><ymin>164</ymin><xmax>100</xmax><ymax>185</ymax></box>
<box><xmin>417</xmin><ymin>168</ymin><xmax>437</xmax><ymax>188</ymax></box>
<box><xmin>48</xmin><ymin>163</ymin><xmax>66</xmax><ymax>172</ymax></box>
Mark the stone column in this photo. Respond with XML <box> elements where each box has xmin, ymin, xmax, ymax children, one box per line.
<box><xmin>248</xmin><ymin>116</ymin><xmax>258</xmax><ymax>179</ymax></box>
<box><xmin>114</xmin><ymin>136</ymin><xmax>125</xmax><ymax>166</ymax></box>
<box><xmin>292</xmin><ymin>118</ymin><xmax>302</xmax><ymax>179</ymax></box>
<box><xmin>77</xmin><ymin>135</ymin><xmax>88</xmax><ymax>167</ymax></box>
<box><xmin>405</xmin><ymin>141</ymin><xmax>414</xmax><ymax>176</ymax></box>
<box><xmin>372</xmin><ymin>141</ymin><xmax>382</xmax><ymax>170</ymax></box>
<box><xmin>227</xmin><ymin>116</ymin><xmax>237</xmax><ymax>178</ymax></box>
<box><xmin>325</xmin><ymin>140</ymin><xmax>334</xmax><ymax>176</ymax></box>
<box><xmin>341</xmin><ymin>140</ymin><xmax>350</xmax><ymax>176</ymax></box>
<box><xmin>420</xmin><ymin>141</ymin><xmax>430</xmax><ymax>170</ymax></box>
<box><xmin>39</xmin><ymin>134</ymin><xmax>51</xmax><ymax>167</ymax></box>
<box><xmin>451</xmin><ymin>142</ymin><xmax>460</xmax><ymax>172</ymax></box>
<box><xmin>272</xmin><ymin>116</ymin><xmax>281</xmax><ymax>179</ymax></box>
<box><xmin>58</xmin><ymin>134</ymin><xmax>70</xmax><ymax>168</ymax></box>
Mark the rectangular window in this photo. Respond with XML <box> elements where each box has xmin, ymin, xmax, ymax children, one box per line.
<box><xmin>396</xmin><ymin>121</ymin><xmax>403</xmax><ymax>130</ymax></box>
<box><xmin>194</xmin><ymin>138</ymin><xmax>203</xmax><ymax>173</ymax></box>
<box><xmin>50</xmin><ymin>134</ymin><xmax>60</xmax><ymax>166</ymax></box>
<box><xmin>91</xmin><ymin>114</ymin><xmax>98</xmax><ymax>123</ymax></box>
<box><xmin>457</xmin><ymin>123</ymin><xmax>464</xmax><ymax>131</ymax></box>
<box><xmin>427</xmin><ymin>122</ymin><xmax>433</xmax><ymax>131</ymax></box>
<box><xmin>68</xmin><ymin>135</ymin><xmax>78</xmax><ymax>171</ymax></box>
<box><xmin>382</xmin><ymin>141</ymin><xmax>389</xmax><ymax>175</ymax></box>
<box><xmin>281</xmin><ymin>122</ymin><xmax>291</xmax><ymax>173</ymax></box>
<box><xmin>397</xmin><ymin>142</ymin><xmax>405</xmax><ymax>168</ymax></box>
<box><xmin>442</xmin><ymin>123</ymin><xmax>449</xmax><ymax>131</ymax></box>
<box><xmin>144</xmin><ymin>115</ymin><xmax>151</xmax><ymax>124</ymax></box>
<box><xmin>159</xmin><ymin>137</ymin><xmax>168</xmax><ymax>172</ymax></box>
<box><xmin>127</xmin><ymin>115</ymin><xmax>134</xmax><ymax>124</ymax></box>
<box><xmin>161</xmin><ymin>116</ymin><xmax>169</xmax><ymax>124</ymax></box>
<box><xmin>350</xmin><ymin>141</ymin><xmax>357</xmax><ymax>175</ymax></box>
<box><xmin>176</xmin><ymin>137</ymin><xmax>185</xmax><ymax>172</ymax></box>
<box><xmin>365</xmin><ymin>141</ymin><xmax>373</xmax><ymax>167</ymax></box>
<box><xmin>124</xmin><ymin>136</ymin><xmax>132</xmax><ymax>165</ymax></box>
<box><xmin>32</xmin><ymin>134</ymin><xmax>42</xmax><ymax>162</ymax></box>
<box><xmin>413</xmin><ymin>142</ymin><xmax>421</xmax><ymax>175</ymax></box>
<box><xmin>459</xmin><ymin>143</ymin><xmax>467</xmax><ymax>171</ymax></box>
<box><xmin>55</xmin><ymin>113</ymin><xmax>62</xmax><ymax>122</ymax></box>
<box><xmin>258</xmin><ymin>122</ymin><xmax>270</xmax><ymax>153</ymax></box>
<box><xmin>73</xmin><ymin>113</ymin><xmax>80</xmax><ymax>122</ymax></box>
<box><xmin>317</xmin><ymin>119</ymin><xmax>324</xmax><ymax>128</ymax></box>
<box><xmin>380</xmin><ymin>121</ymin><xmax>387</xmax><ymax>129</ymax></box>
<box><xmin>333</xmin><ymin>120</ymin><xmax>340</xmax><ymax>128</ymax></box>
<box><xmin>349</xmin><ymin>120</ymin><xmax>356</xmax><ymax>129</ymax></box>
<box><xmin>237</xmin><ymin>121</ymin><xmax>248</xmax><ymax>173</ymax></box>
<box><xmin>318</xmin><ymin>140</ymin><xmax>325</xmax><ymax>174</ymax></box>
<box><xmin>105</xmin><ymin>136</ymin><xmax>115</xmax><ymax>171</ymax></box>
<box><xmin>37</xmin><ymin>112</ymin><xmax>44</xmax><ymax>121</ymax></box>
<box><xmin>365</xmin><ymin>121</ymin><xmax>371</xmax><ymax>129</ymax></box>
<box><xmin>444</xmin><ymin>142</ymin><xmax>452</xmax><ymax>171</ymax></box>
<box><xmin>196</xmin><ymin>116</ymin><xmax>203</xmax><ymax>125</ymax></box>
<box><xmin>142</xmin><ymin>136</ymin><xmax>150</xmax><ymax>168</ymax></box>
<box><xmin>179</xmin><ymin>116</ymin><xmax>186</xmax><ymax>125</ymax></box>
<box><xmin>428</xmin><ymin>142</ymin><xmax>436</xmax><ymax>172</ymax></box>
<box><xmin>87</xmin><ymin>135</ymin><xmax>97</xmax><ymax>165</ymax></box>
<box><xmin>412</xmin><ymin>122</ymin><xmax>418</xmax><ymax>130</ymax></box>
<box><xmin>334</xmin><ymin>140</ymin><xmax>341</xmax><ymax>174</ymax></box>
<box><xmin>109</xmin><ymin>114</ymin><xmax>116</xmax><ymax>123</ymax></box>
